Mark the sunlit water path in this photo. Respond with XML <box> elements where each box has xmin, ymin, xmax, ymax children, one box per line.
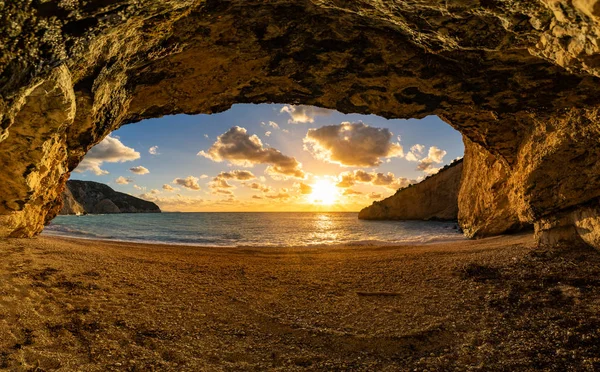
<box><xmin>44</xmin><ymin>212</ymin><xmax>465</xmax><ymax>247</ymax></box>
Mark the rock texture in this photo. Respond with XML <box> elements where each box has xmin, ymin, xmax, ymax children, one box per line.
<box><xmin>359</xmin><ymin>159</ymin><xmax>463</xmax><ymax>221</ymax></box>
<box><xmin>3</xmin><ymin>1</ymin><xmax>600</xmax><ymax>247</ymax></box>
<box><xmin>59</xmin><ymin>180</ymin><xmax>160</xmax><ymax>215</ymax></box>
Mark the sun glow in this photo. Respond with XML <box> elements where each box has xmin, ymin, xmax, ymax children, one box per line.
<box><xmin>308</xmin><ymin>179</ymin><xmax>340</xmax><ymax>205</ymax></box>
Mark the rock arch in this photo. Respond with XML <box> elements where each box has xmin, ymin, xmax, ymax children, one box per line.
<box><xmin>2</xmin><ymin>0</ymin><xmax>600</xmax><ymax>247</ymax></box>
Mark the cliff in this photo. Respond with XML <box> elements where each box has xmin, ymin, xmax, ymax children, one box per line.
<box><xmin>59</xmin><ymin>180</ymin><xmax>160</xmax><ymax>215</ymax></box>
<box><xmin>359</xmin><ymin>160</ymin><xmax>462</xmax><ymax>221</ymax></box>
<box><xmin>3</xmin><ymin>1</ymin><xmax>600</xmax><ymax>248</ymax></box>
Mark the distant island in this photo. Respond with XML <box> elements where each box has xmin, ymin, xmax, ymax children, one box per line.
<box><xmin>60</xmin><ymin>180</ymin><xmax>161</xmax><ymax>215</ymax></box>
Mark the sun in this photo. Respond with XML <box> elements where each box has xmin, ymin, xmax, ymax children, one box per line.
<box><xmin>308</xmin><ymin>179</ymin><xmax>339</xmax><ymax>205</ymax></box>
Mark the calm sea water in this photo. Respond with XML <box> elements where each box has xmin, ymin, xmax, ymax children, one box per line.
<box><xmin>42</xmin><ymin>212</ymin><xmax>465</xmax><ymax>247</ymax></box>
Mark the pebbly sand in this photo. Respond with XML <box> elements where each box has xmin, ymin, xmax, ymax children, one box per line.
<box><xmin>0</xmin><ymin>233</ymin><xmax>599</xmax><ymax>371</ymax></box>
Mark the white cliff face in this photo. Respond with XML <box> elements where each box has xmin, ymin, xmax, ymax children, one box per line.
<box><xmin>359</xmin><ymin>160</ymin><xmax>463</xmax><ymax>222</ymax></box>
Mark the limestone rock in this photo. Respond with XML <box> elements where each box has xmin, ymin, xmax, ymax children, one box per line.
<box><xmin>359</xmin><ymin>159</ymin><xmax>463</xmax><ymax>221</ymax></box>
<box><xmin>61</xmin><ymin>180</ymin><xmax>160</xmax><ymax>215</ymax></box>
<box><xmin>2</xmin><ymin>1</ymin><xmax>600</xmax><ymax>247</ymax></box>
<box><xmin>59</xmin><ymin>187</ymin><xmax>85</xmax><ymax>215</ymax></box>
<box><xmin>92</xmin><ymin>199</ymin><xmax>121</xmax><ymax>214</ymax></box>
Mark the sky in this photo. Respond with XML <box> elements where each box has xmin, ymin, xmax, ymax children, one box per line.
<box><xmin>71</xmin><ymin>104</ymin><xmax>464</xmax><ymax>212</ymax></box>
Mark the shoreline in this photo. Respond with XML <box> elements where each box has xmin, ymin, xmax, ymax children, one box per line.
<box><xmin>2</xmin><ymin>233</ymin><xmax>600</xmax><ymax>370</ymax></box>
<box><xmin>40</xmin><ymin>231</ymin><xmax>468</xmax><ymax>249</ymax></box>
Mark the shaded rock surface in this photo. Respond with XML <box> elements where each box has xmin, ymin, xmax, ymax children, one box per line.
<box><xmin>2</xmin><ymin>1</ymin><xmax>600</xmax><ymax>247</ymax></box>
<box><xmin>59</xmin><ymin>180</ymin><xmax>160</xmax><ymax>215</ymax></box>
<box><xmin>359</xmin><ymin>159</ymin><xmax>463</xmax><ymax>221</ymax></box>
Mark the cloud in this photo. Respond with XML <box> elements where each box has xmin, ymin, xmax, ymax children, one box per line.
<box><xmin>265</xmin><ymin>131</ymin><xmax>271</xmax><ymax>137</ymax></box>
<box><xmin>252</xmin><ymin>195</ymin><xmax>263</xmax><ymax>200</ymax></box>
<box><xmin>209</xmin><ymin>170</ymin><xmax>256</xmax><ymax>194</ymax></box>
<box><xmin>173</xmin><ymin>176</ymin><xmax>201</xmax><ymax>190</ymax></box>
<box><xmin>199</xmin><ymin>174</ymin><xmax>209</xmax><ymax>179</ymax></box>
<box><xmin>406</xmin><ymin>144</ymin><xmax>425</xmax><ymax>162</ymax></box>
<box><xmin>204</xmin><ymin>134</ymin><xmax>209</xmax><ymax>139</ymax></box>
<box><xmin>247</xmin><ymin>182</ymin><xmax>273</xmax><ymax>193</ymax></box>
<box><xmin>296</xmin><ymin>182</ymin><xmax>313</xmax><ymax>195</ymax></box>
<box><xmin>261</xmin><ymin>121</ymin><xmax>280</xmax><ymax>129</ymax></box>
<box><xmin>368</xmin><ymin>192</ymin><xmax>383</xmax><ymax>199</ymax></box>
<box><xmin>162</xmin><ymin>184</ymin><xmax>178</xmax><ymax>192</ymax></box>
<box><xmin>129</xmin><ymin>165</ymin><xmax>150</xmax><ymax>175</ymax></box>
<box><xmin>416</xmin><ymin>146</ymin><xmax>447</xmax><ymax>174</ymax></box>
<box><xmin>303</xmin><ymin>122</ymin><xmax>404</xmax><ymax>167</ymax></box>
<box><xmin>280</xmin><ymin>105</ymin><xmax>332</xmax><ymax>124</ymax></box>
<box><xmin>74</xmin><ymin>135</ymin><xmax>140</xmax><ymax>175</ymax></box>
<box><xmin>150</xmin><ymin>189</ymin><xmax>160</xmax><ymax>194</ymax></box>
<box><xmin>343</xmin><ymin>189</ymin><xmax>363</xmax><ymax>196</ymax></box>
<box><xmin>149</xmin><ymin>146</ymin><xmax>159</xmax><ymax>155</ymax></box>
<box><xmin>115</xmin><ymin>176</ymin><xmax>133</xmax><ymax>185</ymax></box>
<box><xmin>198</xmin><ymin>126</ymin><xmax>305</xmax><ymax>178</ymax></box>
<box><xmin>265</xmin><ymin>192</ymin><xmax>291</xmax><ymax>200</ymax></box>
<box><xmin>133</xmin><ymin>185</ymin><xmax>145</xmax><ymax>191</ymax></box>
<box><xmin>336</xmin><ymin>170</ymin><xmax>412</xmax><ymax>190</ymax></box>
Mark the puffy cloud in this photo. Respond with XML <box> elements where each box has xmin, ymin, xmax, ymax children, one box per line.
<box><xmin>261</xmin><ymin>121</ymin><xmax>280</xmax><ymax>129</ymax></box>
<box><xmin>368</xmin><ymin>192</ymin><xmax>383</xmax><ymax>199</ymax></box>
<box><xmin>173</xmin><ymin>176</ymin><xmax>201</xmax><ymax>190</ymax></box>
<box><xmin>303</xmin><ymin>122</ymin><xmax>404</xmax><ymax>167</ymax></box>
<box><xmin>417</xmin><ymin>146</ymin><xmax>447</xmax><ymax>174</ymax></box>
<box><xmin>204</xmin><ymin>134</ymin><xmax>209</xmax><ymax>139</ymax></box>
<box><xmin>216</xmin><ymin>170</ymin><xmax>256</xmax><ymax>181</ymax></box>
<box><xmin>406</xmin><ymin>144</ymin><xmax>425</xmax><ymax>162</ymax></box>
<box><xmin>336</xmin><ymin>170</ymin><xmax>412</xmax><ymax>190</ymax></box>
<box><xmin>247</xmin><ymin>182</ymin><xmax>273</xmax><ymax>193</ymax></box>
<box><xmin>265</xmin><ymin>131</ymin><xmax>271</xmax><ymax>137</ymax></box>
<box><xmin>133</xmin><ymin>185</ymin><xmax>145</xmax><ymax>191</ymax></box>
<box><xmin>199</xmin><ymin>174</ymin><xmax>209</xmax><ymax>179</ymax></box>
<box><xmin>198</xmin><ymin>126</ymin><xmax>304</xmax><ymax>178</ymax></box>
<box><xmin>280</xmin><ymin>105</ymin><xmax>332</xmax><ymax>124</ymax></box>
<box><xmin>129</xmin><ymin>166</ymin><xmax>150</xmax><ymax>175</ymax></box>
<box><xmin>297</xmin><ymin>182</ymin><xmax>313</xmax><ymax>195</ymax></box>
<box><xmin>209</xmin><ymin>170</ymin><xmax>256</xmax><ymax>194</ymax></box>
<box><xmin>252</xmin><ymin>195</ymin><xmax>263</xmax><ymax>200</ymax></box>
<box><xmin>74</xmin><ymin>135</ymin><xmax>140</xmax><ymax>175</ymax></box>
<box><xmin>162</xmin><ymin>184</ymin><xmax>178</xmax><ymax>192</ymax></box>
<box><xmin>149</xmin><ymin>189</ymin><xmax>160</xmax><ymax>194</ymax></box>
<box><xmin>149</xmin><ymin>146</ymin><xmax>159</xmax><ymax>155</ymax></box>
<box><xmin>115</xmin><ymin>176</ymin><xmax>133</xmax><ymax>185</ymax></box>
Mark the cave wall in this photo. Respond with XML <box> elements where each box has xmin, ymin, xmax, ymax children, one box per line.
<box><xmin>3</xmin><ymin>1</ymin><xmax>600</xmax><ymax>246</ymax></box>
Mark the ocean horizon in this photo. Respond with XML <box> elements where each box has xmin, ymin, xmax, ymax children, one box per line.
<box><xmin>43</xmin><ymin>212</ymin><xmax>465</xmax><ymax>247</ymax></box>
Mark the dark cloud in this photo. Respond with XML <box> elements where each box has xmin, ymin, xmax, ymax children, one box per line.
<box><xmin>198</xmin><ymin>126</ymin><xmax>305</xmax><ymax>178</ymax></box>
<box><xmin>304</xmin><ymin>122</ymin><xmax>404</xmax><ymax>167</ymax></box>
<box><xmin>173</xmin><ymin>176</ymin><xmax>201</xmax><ymax>190</ymax></box>
<box><xmin>336</xmin><ymin>170</ymin><xmax>412</xmax><ymax>190</ymax></box>
<box><xmin>129</xmin><ymin>165</ymin><xmax>149</xmax><ymax>175</ymax></box>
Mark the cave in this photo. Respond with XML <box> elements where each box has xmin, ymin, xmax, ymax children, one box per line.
<box><xmin>3</xmin><ymin>0</ymin><xmax>600</xmax><ymax>248</ymax></box>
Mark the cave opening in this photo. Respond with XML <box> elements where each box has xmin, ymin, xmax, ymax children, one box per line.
<box><xmin>64</xmin><ymin>103</ymin><xmax>464</xmax><ymax>214</ymax></box>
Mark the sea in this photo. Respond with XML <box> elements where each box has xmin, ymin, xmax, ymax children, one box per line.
<box><xmin>42</xmin><ymin>212</ymin><xmax>465</xmax><ymax>247</ymax></box>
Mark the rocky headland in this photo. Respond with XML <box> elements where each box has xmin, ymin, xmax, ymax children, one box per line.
<box><xmin>359</xmin><ymin>159</ymin><xmax>463</xmax><ymax>221</ymax></box>
<box><xmin>59</xmin><ymin>180</ymin><xmax>160</xmax><ymax>215</ymax></box>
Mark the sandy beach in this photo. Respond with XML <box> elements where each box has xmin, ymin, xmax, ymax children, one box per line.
<box><xmin>1</xmin><ymin>234</ymin><xmax>599</xmax><ymax>371</ymax></box>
